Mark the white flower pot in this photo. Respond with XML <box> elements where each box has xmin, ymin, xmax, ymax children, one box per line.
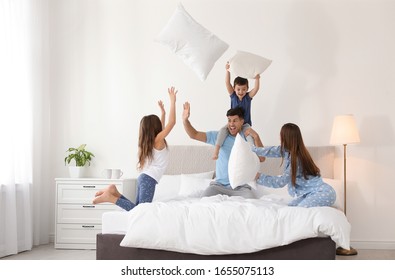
<box><xmin>68</xmin><ymin>166</ymin><xmax>87</xmax><ymax>178</ymax></box>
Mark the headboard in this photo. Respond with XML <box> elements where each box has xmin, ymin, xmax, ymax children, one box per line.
<box><xmin>165</xmin><ymin>145</ymin><xmax>335</xmax><ymax>179</ymax></box>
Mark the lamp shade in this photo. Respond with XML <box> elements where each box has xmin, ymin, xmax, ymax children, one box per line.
<box><xmin>330</xmin><ymin>114</ymin><xmax>360</xmax><ymax>145</ymax></box>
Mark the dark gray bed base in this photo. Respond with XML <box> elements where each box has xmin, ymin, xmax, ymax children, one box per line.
<box><xmin>96</xmin><ymin>234</ymin><xmax>336</xmax><ymax>260</ymax></box>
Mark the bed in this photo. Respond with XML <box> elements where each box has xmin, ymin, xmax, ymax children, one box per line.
<box><xmin>96</xmin><ymin>145</ymin><xmax>350</xmax><ymax>260</ymax></box>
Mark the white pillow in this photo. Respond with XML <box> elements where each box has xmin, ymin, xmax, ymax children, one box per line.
<box><xmin>185</xmin><ymin>170</ymin><xmax>214</xmax><ymax>179</ymax></box>
<box><xmin>228</xmin><ymin>134</ymin><xmax>260</xmax><ymax>189</ymax></box>
<box><xmin>153</xmin><ymin>174</ymin><xmax>181</xmax><ymax>202</ymax></box>
<box><xmin>323</xmin><ymin>178</ymin><xmax>344</xmax><ymax>211</ymax></box>
<box><xmin>178</xmin><ymin>174</ymin><xmax>213</xmax><ymax>198</ymax></box>
<box><xmin>155</xmin><ymin>4</ymin><xmax>229</xmax><ymax>81</ymax></box>
<box><xmin>153</xmin><ymin>171</ymin><xmax>214</xmax><ymax>202</ymax></box>
<box><xmin>228</xmin><ymin>50</ymin><xmax>272</xmax><ymax>79</ymax></box>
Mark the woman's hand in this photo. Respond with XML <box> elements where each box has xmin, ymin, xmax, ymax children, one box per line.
<box><xmin>244</xmin><ymin>127</ymin><xmax>259</xmax><ymax>139</ymax></box>
<box><xmin>255</xmin><ymin>172</ymin><xmax>261</xmax><ymax>181</ymax></box>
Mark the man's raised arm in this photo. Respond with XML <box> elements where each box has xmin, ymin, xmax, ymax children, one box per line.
<box><xmin>182</xmin><ymin>102</ymin><xmax>207</xmax><ymax>143</ymax></box>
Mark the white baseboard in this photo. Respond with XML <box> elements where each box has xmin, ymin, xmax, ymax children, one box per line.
<box><xmin>351</xmin><ymin>240</ymin><xmax>395</xmax><ymax>250</ymax></box>
<box><xmin>49</xmin><ymin>233</ymin><xmax>55</xmax><ymax>244</ymax></box>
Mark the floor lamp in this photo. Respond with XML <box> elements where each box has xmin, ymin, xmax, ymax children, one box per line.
<box><xmin>330</xmin><ymin>114</ymin><xmax>360</xmax><ymax>256</ymax></box>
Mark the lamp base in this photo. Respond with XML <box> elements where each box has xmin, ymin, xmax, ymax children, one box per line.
<box><xmin>336</xmin><ymin>246</ymin><xmax>358</xmax><ymax>256</ymax></box>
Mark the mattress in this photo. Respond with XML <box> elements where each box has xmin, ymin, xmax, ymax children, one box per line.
<box><xmin>102</xmin><ymin>195</ymin><xmax>350</xmax><ymax>255</ymax></box>
<box><xmin>102</xmin><ymin>211</ymin><xmax>129</xmax><ymax>235</ymax></box>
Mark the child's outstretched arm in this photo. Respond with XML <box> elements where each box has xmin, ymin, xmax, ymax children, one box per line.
<box><xmin>244</xmin><ymin>127</ymin><xmax>265</xmax><ymax>162</ymax></box>
<box><xmin>158</xmin><ymin>100</ymin><xmax>165</xmax><ymax>129</ymax></box>
<box><xmin>249</xmin><ymin>74</ymin><xmax>261</xmax><ymax>98</ymax></box>
<box><xmin>155</xmin><ymin>87</ymin><xmax>177</xmax><ymax>149</ymax></box>
<box><xmin>244</xmin><ymin>127</ymin><xmax>263</xmax><ymax>148</ymax></box>
<box><xmin>225</xmin><ymin>62</ymin><xmax>234</xmax><ymax>95</ymax></box>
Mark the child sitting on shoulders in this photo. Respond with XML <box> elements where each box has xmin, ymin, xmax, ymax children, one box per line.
<box><xmin>213</xmin><ymin>62</ymin><xmax>260</xmax><ymax>160</ymax></box>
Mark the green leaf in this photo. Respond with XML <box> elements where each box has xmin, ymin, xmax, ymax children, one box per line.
<box><xmin>64</xmin><ymin>144</ymin><xmax>94</xmax><ymax>167</ymax></box>
<box><xmin>77</xmin><ymin>144</ymin><xmax>86</xmax><ymax>151</ymax></box>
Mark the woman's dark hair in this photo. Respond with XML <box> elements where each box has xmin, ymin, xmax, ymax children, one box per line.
<box><xmin>280</xmin><ymin>123</ymin><xmax>320</xmax><ymax>185</ymax></box>
<box><xmin>137</xmin><ymin>114</ymin><xmax>166</xmax><ymax>170</ymax></box>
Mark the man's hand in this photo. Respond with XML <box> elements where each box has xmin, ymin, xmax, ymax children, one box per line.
<box><xmin>182</xmin><ymin>102</ymin><xmax>206</xmax><ymax>143</ymax></box>
<box><xmin>182</xmin><ymin>102</ymin><xmax>190</xmax><ymax>122</ymax></box>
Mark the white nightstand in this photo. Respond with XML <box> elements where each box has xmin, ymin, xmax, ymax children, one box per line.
<box><xmin>54</xmin><ymin>178</ymin><xmax>136</xmax><ymax>249</ymax></box>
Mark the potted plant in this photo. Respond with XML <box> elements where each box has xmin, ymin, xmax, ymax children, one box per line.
<box><xmin>64</xmin><ymin>144</ymin><xmax>95</xmax><ymax>178</ymax></box>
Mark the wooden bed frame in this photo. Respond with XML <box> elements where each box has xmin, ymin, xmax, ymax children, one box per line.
<box><xmin>96</xmin><ymin>145</ymin><xmax>337</xmax><ymax>260</ymax></box>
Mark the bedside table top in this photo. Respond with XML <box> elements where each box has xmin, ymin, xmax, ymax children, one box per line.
<box><xmin>55</xmin><ymin>177</ymin><xmax>134</xmax><ymax>181</ymax></box>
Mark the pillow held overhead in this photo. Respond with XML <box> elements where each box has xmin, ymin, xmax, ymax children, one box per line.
<box><xmin>228</xmin><ymin>134</ymin><xmax>260</xmax><ymax>189</ymax></box>
<box><xmin>155</xmin><ymin>3</ymin><xmax>229</xmax><ymax>81</ymax></box>
<box><xmin>229</xmin><ymin>50</ymin><xmax>272</xmax><ymax>79</ymax></box>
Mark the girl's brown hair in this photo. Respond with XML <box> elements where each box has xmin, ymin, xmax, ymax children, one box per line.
<box><xmin>137</xmin><ymin>114</ymin><xmax>166</xmax><ymax>170</ymax></box>
<box><xmin>280</xmin><ymin>123</ymin><xmax>320</xmax><ymax>186</ymax></box>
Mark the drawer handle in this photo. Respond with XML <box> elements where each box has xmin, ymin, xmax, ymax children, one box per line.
<box><xmin>82</xmin><ymin>205</ymin><xmax>95</xmax><ymax>208</ymax></box>
<box><xmin>82</xmin><ymin>225</ymin><xmax>95</xmax><ymax>228</ymax></box>
<box><xmin>83</xmin><ymin>185</ymin><xmax>96</xmax><ymax>188</ymax></box>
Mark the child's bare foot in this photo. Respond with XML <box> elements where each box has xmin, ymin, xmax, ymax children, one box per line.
<box><xmin>94</xmin><ymin>184</ymin><xmax>119</xmax><ymax>197</ymax></box>
<box><xmin>107</xmin><ymin>184</ymin><xmax>121</xmax><ymax>196</ymax></box>
<box><xmin>92</xmin><ymin>184</ymin><xmax>121</xmax><ymax>204</ymax></box>
<box><xmin>94</xmin><ymin>190</ymin><xmax>104</xmax><ymax>197</ymax></box>
<box><xmin>92</xmin><ymin>190</ymin><xmax>118</xmax><ymax>204</ymax></box>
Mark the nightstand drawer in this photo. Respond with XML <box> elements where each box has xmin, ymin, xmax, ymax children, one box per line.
<box><xmin>57</xmin><ymin>204</ymin><xmax>119</xmax><ymax>224</ymax></box>
<box><xmin>57</xmin><ymin>183</ymin><xmax>123</xmax><ymax>204</ymax></box>
<box><xmin>56</xmin><ymin>224</ymin><xmax>101</xmax><ymax>246</ymax></box>
<box><xmin>55</xmin><ymin>178</ymin><xmax>136</xmax><ymax>249</ymax></box>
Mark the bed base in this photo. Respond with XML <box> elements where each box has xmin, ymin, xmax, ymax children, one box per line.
<box><xmin>96</xmin><ymin>233</ymin><xmax>336</xmax><ymax>260</ymax></box>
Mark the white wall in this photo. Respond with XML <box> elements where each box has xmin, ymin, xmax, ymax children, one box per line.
<box><xmin>48</xmin><ymin>0</ymin><xmax>395</xmax><ymax>249</ymax></box>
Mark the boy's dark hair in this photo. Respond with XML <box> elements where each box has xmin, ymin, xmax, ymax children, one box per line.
<box><xmin>226</xmin><ymin>107</ymin><xmax>244</xmax><ymax>119</ymax></box>
<box><xmin>233</xmin><ymin>76</ymin><xmax>249</xmax><ymax>88</ymax></box>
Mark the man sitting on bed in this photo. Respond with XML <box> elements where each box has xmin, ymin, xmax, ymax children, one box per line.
<box><xmin>182</xmin><ymin>102</ymin><xmax>264</xmax><ymax>198</ymax></box>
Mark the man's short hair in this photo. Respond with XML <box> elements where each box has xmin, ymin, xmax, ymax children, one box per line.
<box><xmin>226</xmin><ymin>107</ymin><xmax>244</xmax><ymax>119</ymax></box>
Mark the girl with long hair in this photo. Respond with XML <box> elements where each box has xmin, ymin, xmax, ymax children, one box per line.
<box><xmin>247</xmin><ymin>123</ymin><xmax>336</xmax><ymax>207</ymax></box>
<box><xmin>93</xmin><ymin>87</ymin><xmax>177</xmax><ymax>210</ymax></box>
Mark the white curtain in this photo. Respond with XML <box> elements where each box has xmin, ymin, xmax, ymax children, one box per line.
<box><xmin>0</xmin><ymin>0</ymin><xmax>50</xmax><ymax>258</ymax></box>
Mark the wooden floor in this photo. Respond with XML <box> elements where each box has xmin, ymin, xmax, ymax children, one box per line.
<box><xmin>1</xmin><ymin>243</ymin><xmax>395</xmax><ymax>260</ymax></box>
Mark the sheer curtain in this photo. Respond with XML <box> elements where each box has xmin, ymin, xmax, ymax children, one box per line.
<box><xmin>0</xmin><ymin>0</ymin><xmax>50</xmax><ymax>258</ymax></box>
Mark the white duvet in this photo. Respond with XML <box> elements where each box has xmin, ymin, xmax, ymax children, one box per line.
<box><xmin>120</xmin><ymin>195</ymin><xmax>351</xmax><ymax>255</ymax></box>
